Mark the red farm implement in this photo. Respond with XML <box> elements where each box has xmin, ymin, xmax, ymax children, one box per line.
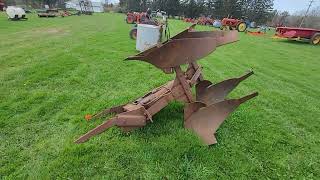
<box><xmin>197</xmin><ymin>17</ymin><xmax>213</xmax><ymax>26</ymax></box>
<box><xmin>221</xmin><ymin>18</ymin><xmax>247</xmax><ymax>32</ymax></box>
<box><xmin>274</xmin><ymin>27</ymin><xmax>320</xmax><ymax>45</ymax></box>
<box><xmin>184</xmin><ymin>18</ymin><xmax>197</xmax><ymax>24</ymax></box>
<box><xmin>0</xmin><ymin>0</ymin><xmax>4</xmax><ymax>11</ymax></box>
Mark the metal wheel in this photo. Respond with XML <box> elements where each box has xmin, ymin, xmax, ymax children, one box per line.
<box><xmin>237</xmin><ymin>22</ymin><xmax>247</xmax><ymax>32</ymax></box>
<box><xmin>310</xmin><ymin>33</ymin><xmax>320</xmax><ymax>45</ymax></box>
<box><xmin>129</xmin><ymin>28</ymin><xmax>137</xmax><ymax>40</ymax></box>
<box><xmin>126</xmin><ymin>15</ymin><xmax>134</xmax><ymax>24</ymax></box>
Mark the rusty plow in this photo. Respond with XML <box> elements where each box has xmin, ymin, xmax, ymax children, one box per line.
<box><xmin>75</xmin><ymin>25</ymin><xmax>258</xmax><ymax>145</ymax></box>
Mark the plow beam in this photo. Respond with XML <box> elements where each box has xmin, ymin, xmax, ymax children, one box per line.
<box><xmin>75</xmin><ymin>106</ymin><xmax>148</xmax><ymax>143</ymax></box>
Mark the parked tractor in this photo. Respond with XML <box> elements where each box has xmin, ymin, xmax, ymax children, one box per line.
<box><xmin>221</xmin><ymin>18</ymin><xmax>247</xmax><ymax>32</ymax></box>
<box><xmin>126</xmin><ymin>12</ymin><xmax>146</xmax><ymax>24</ymax></box>
<box><xmin>129</xmin><ymin>10</ymin><xmax>168</xmax><ymax>40</ymax></box>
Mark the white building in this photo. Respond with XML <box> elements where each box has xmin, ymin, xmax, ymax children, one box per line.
<box><xmin>65</xmin><ymin>0</ymin><xmax>106</xmax><ymax>13</ymax></box>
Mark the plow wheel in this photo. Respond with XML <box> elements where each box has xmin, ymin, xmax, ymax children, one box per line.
<box><xmin>237</xmin><ymin>22</ymin><xmax>247</xmax><ymax>32</ymax></box>
<box><xmin>126</xmin><ymin>15</ymin><xmax>135</xmax><ymax>24</ymax></box>
<box><xmin>310</xmin><ymin>33</ymin><xmax>320</xmax><ymax>45</ymax></box>
<box><xmin>129</xmin><ymin>28</ymin><xmax>137</xmax><ymax>40</ymax></box>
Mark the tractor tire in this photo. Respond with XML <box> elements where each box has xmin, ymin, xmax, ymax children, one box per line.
<box><xmin>220</xmin><ymin>26</ymin><xmax>228</xmax><ymax>31</ymax></box>
<box><xmin>236</xmin><ymin>22</ymin><xmax>247</xmax><ymax>32</ymax></box>
<box><xmin>129</xmin><ymin>28</ymin><xmax>137</xmax><ymax>40</ymax></box>
<box><xmin>310</xmin><ymin>33</ymin><xmax>320</xmax><ymax>45</ymax></box>
<box><xmin>126</xmin><ymin>15</ymin><xmax>134</xmax><ymax>24</ymax></box>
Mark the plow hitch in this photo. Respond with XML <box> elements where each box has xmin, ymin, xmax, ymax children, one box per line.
<box><xmin>75</xmin><ymin>25</ymin><xmax>258</xmax><ymax>145</ymax></box>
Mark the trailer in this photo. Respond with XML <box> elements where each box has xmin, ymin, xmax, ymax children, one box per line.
<box><xmin>275</xmin><ymin>27</ymin><xmax>320</xmax><ymax>45</ymax></box>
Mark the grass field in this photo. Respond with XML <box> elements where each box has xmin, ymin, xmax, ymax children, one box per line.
<box><xmin>0</xmin><ymin>12</ymin><xmax>319</xmax><ymax>179</ymax></box>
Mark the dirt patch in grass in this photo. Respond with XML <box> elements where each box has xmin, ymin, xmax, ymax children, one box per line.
<box><xmin>0</xmin><ymin>27</ymin><xmax>70</xmax><ymax>47</ymax></box>
<box><xmin>32</xmin><ymin>27</ymin><xmax>70</xmax><ymax>36</ymax></box>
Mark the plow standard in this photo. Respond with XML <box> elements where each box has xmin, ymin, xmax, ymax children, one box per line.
<box><xmin>75</xmin><ymin>25</ymin><xmax>258</xmax><ymax>145</ymax></box>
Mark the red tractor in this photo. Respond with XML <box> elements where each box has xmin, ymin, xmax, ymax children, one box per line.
<box><xmin>126</xmin><ymin>12</ymin><xmax>148</xmax><ymax>24</ymax></box>
<box><xmin>221</xmin><ymin>18</ymin><xmax>247</xmax><ymax>32</ymax></box>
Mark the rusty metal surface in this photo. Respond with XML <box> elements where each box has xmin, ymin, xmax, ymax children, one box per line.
<box><xmin>75</xmin><ymin>25</ymin><xmax>258</xmax><ymax>145</ymax></box>
<box><xmin>126</xmin><ymin>38</ymin><xmax>218</xmax><ymax>69</ymax></box>
<box><xmin>185</xmin><ymin>92</ymin><xmax>258</xmax><ymax>145</ymax></box>
<box><xmin>196</xmin><ymin>71</ymin><xmax>254</xmax><ymax>105</ymax></box>
<box><xmin>126</xmin><ymin>27</ymin><xmax>238</xmax><ymax>70</ymax></box>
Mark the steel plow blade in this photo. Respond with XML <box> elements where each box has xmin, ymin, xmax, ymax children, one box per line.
<box><xmin>126</xmin><ymin>25</ymin><xmax>238</xmax><ymax>70</ymax></box>
<box><xmin>126</xmin><ymin>37</ymin><xmax>218</xmax><ymax>69</ymax></box>
<box><xmin>196</xmin><ymin>71</ymin><xmax>254</xmax><ymax>105</ymax></box>
<box><xmin>172</xmin><ymin>30</ymin><xmax>238</xmax><ymax>46</ymax></box>
<box><xmin>184</xmin><ymin>92</ymin><xmax>258</xmax><ymax>145</ymax></box>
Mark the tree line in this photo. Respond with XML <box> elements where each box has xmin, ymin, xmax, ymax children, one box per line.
<box><xmin>119</xmin><ymin>0</ymin><xmax>274</xmax><ymax>24</ymax></box>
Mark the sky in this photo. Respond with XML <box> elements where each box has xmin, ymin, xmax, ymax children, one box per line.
<box><xmin>109</xmin><ymin>0</ymin><xmax>320</xmax><ymax>14</ymax></box>
<box><xmin>273</xmin><ymin>0</ymin><xmax>320</xmax><ymax>14</ymax></box>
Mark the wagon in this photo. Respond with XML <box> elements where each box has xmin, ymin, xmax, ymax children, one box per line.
<box><xmin>275</xmin><ymin>27</ymin><xmax>320</xmax><ymax>45</ymax></box>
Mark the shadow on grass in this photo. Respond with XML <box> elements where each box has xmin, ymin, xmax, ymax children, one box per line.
<box><xmin>275</xmin><ymin>39</ymin><xmax>315</xmax><ymax>46</ymax></box>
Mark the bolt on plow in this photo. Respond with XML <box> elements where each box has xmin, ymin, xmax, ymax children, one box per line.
<box><xmin>75</xmin><ymin>25</ymin><xmax>258</xmax><ymax>145</ymax></box>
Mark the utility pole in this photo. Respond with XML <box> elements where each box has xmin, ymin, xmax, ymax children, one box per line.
<box><xmin>299</xmin><ymin>0</ymin><xmax>314</xmax><ymax>27</ymax></box>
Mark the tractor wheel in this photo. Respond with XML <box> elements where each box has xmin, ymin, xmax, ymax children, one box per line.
<box><xmin>126</xmin><ymin>15</ymin><xmax>134</xmax><ymax>24</ymax></box>
<box><xmin>310</xmin><ymin>33</ymin><xmax>320</xmax><ymax>45</ymax></box>
<box><xmin>237</xmin><ymin>22</ymin><xmax>247</xmax><ymax>32</ymax></box>
<box><xmin>129</xmin><ymin>28</ymin><xmax>137</xmax><ymax>40</ymax></box>
<box><xmin>220</xmin><ymin>26</ymin><xmax>228</xmax><ymax>31</ymax></box>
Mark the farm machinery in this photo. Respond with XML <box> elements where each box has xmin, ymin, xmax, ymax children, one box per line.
<box><xmin>274</xmin><ymin>27</ymin><xmax>320</xmax><ymax>45</ymax></box>
<box><xmin>6</xmin><ymin>6</ymin><xmax>28</xmax><ymax>20</ymax></box>
<box><xmin>126</xmin><ymin>12</ymin><xmax>147</xmax><ymax>24</ymax></box>
<box><xmin>37</xmin><ymin>9</ymin><xmax>60</xmax><ymax>17</ymax></box>
<box><xmin>0</xmin><ymin>0</ymin><xmax>4</xmax><ymax>11</ymax></box>
<box><xmin>128</xmin><ymin>10</ymin><xmax>168</xmax><ymax>40</ymax></box>
<box><xmin>183</xmin><ymin>18</ymin><xmax>197</xmax><ymax>24</ymax></box>
<box><xmin>75</xmin><ymin>25</ymin><xmax>258</xmax><ymax>145</ymax></box>
<box><xmin>79</xmin><ymin>0</ymin><xmax>93</xmax><ymax>15</ymax></box>
<box><xmin>221</xmin><ymin>18</ymin><xmax>247</xmax><ymax>32</ymax></box>
<box><xmin>197</xmin><ymin>17</ymin><xmax>214</xmax><ymax>26</ymax></box>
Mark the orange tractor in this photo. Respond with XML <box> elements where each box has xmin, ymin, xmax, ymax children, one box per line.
<box><xmin>126</xmin><ymin>12</ymin><xmax>148</xmax><ymax>24</ymax></box>
<box><xmin>221</xmin><ymin>18</ymin><xmax>247</xmax><ymax>32</ymax></box>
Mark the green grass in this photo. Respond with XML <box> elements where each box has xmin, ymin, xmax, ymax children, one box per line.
<box><xmin>1</xmin><ymin>12</ymin><xmax>319</xmax><ymax>179</ymax></box>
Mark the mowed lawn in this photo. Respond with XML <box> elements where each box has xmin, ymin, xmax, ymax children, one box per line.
<box><xmin>0</xmin><ymin>12</ymin><xmax>319</xmax><ymax>179</ymax></box>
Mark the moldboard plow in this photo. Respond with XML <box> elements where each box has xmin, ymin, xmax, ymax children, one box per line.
<box><xmin>75</xmin><ymin>25</ymin><xmax>258</xmax><ymax>145</ymax></box>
